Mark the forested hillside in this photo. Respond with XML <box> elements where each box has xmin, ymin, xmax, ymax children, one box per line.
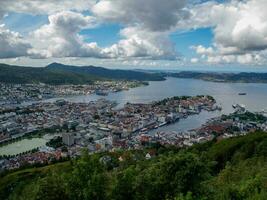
<box><xmin>46</xmin><ymin>63</ymin><xmax>165</xmax><ymax>81</ymax></box>
<box><xmin>0</xmin><ymin>63</ymin><xmax>164</xmax><ymax>85</ymax></box>
<box><xmin>1</xmin><ymin>131</ymin><xmax>267</xmax><ymax>200</ymax></box>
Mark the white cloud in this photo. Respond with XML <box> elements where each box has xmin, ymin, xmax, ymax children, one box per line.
<box><xmin>1</xmin><ymin>0</ymin><xmax>267</xmax><ymax>66</ymax></box>
<box><xmin>0</xmin><ymin>24</ymin><xmax>32</xmax><ymax>58</ymax></box>
<box><xmin>103</xmin><ymin>27</ymin><xmax>177</xmax><ymax>60</ymax></box>
<box><xmin>190</xmin><ymin>58</ymin><xmax>199</xmax><ymax>63</ymax></box>
<box><xmin>30</xmin><ymin>10</ymin><xmax>178</xmax><ymax>60</ymax></box>
<box><xmin>176</xmin><ymin>1</ymin><xmax>218</xmax><ymax>30</ymax></box>
<box><xmin>0</xmin><ymin>10</ymin><xmax>32</xmax><ymax>59</ymax></box>
<box><xmin>201</xmin><ymin>52</ymin><xmax>265</xmax><ymax>65</ymax></box>
<box><xmin>91</xmin><ymin>0</ymin><xmax>187</xmax><ymax>60</ymax></box>
<box><xmin>30</xmin><ymin>11</ymin><xmax>105</xmax><ymax>58</ymax></box>
<box><xmin>192</xmin><ymin>44</ymin><xmax>266</xmax><ymax>65</ymax></box>
<box><xmin>212</xmin><ymin>0</ymin><xmax>267</xmax><ymax>54</ymax></box>
<box><xmin>188</xmin><ymin>0</ymin><xmax>267</xmax><ymax>65</ymax></box>
<box><xmin>0</xmin><ymin>0</ymin><xmax>102</xmax><ymax>59</ymax></box>
<box><xmin>192</xmin><ymin>45</ymin><xmax>214</xmax><ymax>56</ymax></box>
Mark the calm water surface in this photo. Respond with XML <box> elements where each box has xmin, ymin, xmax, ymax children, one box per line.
<box><xmin>0</xmin><ymin>138</ymin><xmax>46</xmax><ymax>156</ymax></box>
<box><xmin>45</xmin><ymin>77</ymin><xmax>267</xmax><ymax>133</ymax></box>
<box><xmin>46</xmin><ymin>78</ymin><xmax>267</xmax><ymax>114</ymax></box>
<box><xmin>3</xmin><ymin>78</ymin><xmax>267</xmax><ymax>155</ymax></box>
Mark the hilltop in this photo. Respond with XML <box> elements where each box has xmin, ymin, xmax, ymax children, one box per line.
<box><xmin>0</xmin><ymin>63</ymin><xmax>164</xmax><ymax>85</ymax></box>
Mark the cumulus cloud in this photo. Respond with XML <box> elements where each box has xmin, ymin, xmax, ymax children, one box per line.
<box><xmin>186</xmin><ymin>0</ymin><xmax>267</xmax><ymax>64</ymax></box>
<box><xmin>0</xmin><ymin>0</ymin><xmax>102</xmax><ymax>59</ymax></box>
<box><xmin>92</xmin><ymin>0</ymin><xmax>189</xmax><ymax>32</ymax></box>
<box><xmin>192</xmin><ymin>45</ymin><xmax>214</xmax><ymax>56</ymax></box>
<box><xmin>90</xmin><ymin>0</ymin><xmax>190</xmax><ymax>60</ymax></box>
<box><xmin>30</xmin><ymin>8</ymin><xmax>179</xmax><ymax>60</ymax></box>
<box><xmin>30</xmin><ymin>11</ymin><xmax>105</xmax><ymax>58</ymax></box>
<box><xmin>103</xmin><ymin>27</ymin><xmax>177</xmax><ymax>60</ymax></box>
<box><xmin>209</xmin><ymin>0</ymin><xmax>267</xmax><ymax>55</ymax></box>
<box><xmin>208</xmin><ymin>54</ymin><xmax>265</xmax><ymax>65</ymax></box>
<box><xmin>193</xmin><ymin>44</ymin><xmax>266</xmax><ymax>65</ymax></box>
<box><xmin>2</xmin><ymin>0</ymin><xmax>267</xmax><ymax>65</ymax></box>
<box><xmin>0</xmin><ymin>24</ymin><xmax>32</xmax><ymax>58</ymax></box>
<box><xmin>0</xmin><ymin>6</ymin><xmax>33</xmax><ymax>58</ymax></box>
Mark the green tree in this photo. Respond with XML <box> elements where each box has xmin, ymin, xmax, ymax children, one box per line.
<box><xmin>112</xmin><ymin>166</ymin><xmax>139</xmax><ymax>200</ymax></box>
<box><xmin>35</xmin><ymin>173</ymin><xmax>69</xmax><ymax>200</ymax></box>
<box><xmin>66</xmin><ymin>151</ymin><xmax>108</xmax><ymax>200</ymax></box>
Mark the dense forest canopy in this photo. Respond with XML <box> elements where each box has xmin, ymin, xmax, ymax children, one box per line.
<box><xmin>1</xmin><ymin>131</ymin><xmax>267</xmax><ymax>200</ymax></box>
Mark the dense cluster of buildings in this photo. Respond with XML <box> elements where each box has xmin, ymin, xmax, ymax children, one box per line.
<box><xmin>0</xmin><ymin>149</ymin><xmax>63</xmax><ymax>170</ymax></box>
<box><xmin>0</xmin><ymin>95</ymin><xmax>218</xmax><ymax>143</ymax></box>
<box><xmin>0</xmin><ymin>81</ymin><xmax>146</xmax><ymax>107</ymax></box>
<box><xmin>0</xmin><ymin>98</ymin><xmax>116</xmax><ymax>142</ymax></box>
<box><xmin>1</xmin><ymin>89</ymin><xmax>267</xmax><ymax>171</ymax></box>
<box><xmin>140</xmin><ymin>107</ymin><xmax>267</xmax><ymax>148</ymax></box>
<box><xmin>0</xmin><ymin>95</ymin><xmax>221</xmax><ymax>170</ymax></box>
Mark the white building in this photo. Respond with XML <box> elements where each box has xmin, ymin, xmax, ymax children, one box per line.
<box><xmin>62</xmin><ymin>133</ymin><xmax>75</xmax><ymax>146</ymax></box>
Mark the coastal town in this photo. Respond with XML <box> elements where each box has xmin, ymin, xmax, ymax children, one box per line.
<box><xmin>0</xmin><ymin>80</ymin><xmax>147</xmax><ymax>106</ymax></box>
<box><xmin>0</xmin><ymin>75</ymin><xmax>266</xmax><ymax>172</ymax></box>
<box><xmin>0</xmin><ymin>92</ymin><xmax>219</xmax><ymax>169</ymax></box>
<box><xmin>147</xmin><ymin>106</ymin><xmax>267</xmax><ymax>147</ymax></box>
<box><xmin>1</xmin><ymin>83</ymin><xmax>267</xmax><ymax>171</ymax></box>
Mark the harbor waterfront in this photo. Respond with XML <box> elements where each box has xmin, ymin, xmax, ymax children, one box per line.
<box><xmin>45</xmin><ymin>77</ymin><xmax>267</xmax><ymax>113</ymax></box>
<box><xmin>42</xmin><ymin>77</ymin><xmax>267</xmax><ymax>139</ymax></box>
<box><xmin>1</xmin><ymin>77</ymin><xmax>267</xmax><ymax>156</ymax></box>
<box><xmin>0</xmin><ymin>111</ymin><xmax>220</xmax><ymax>156</ymax></box>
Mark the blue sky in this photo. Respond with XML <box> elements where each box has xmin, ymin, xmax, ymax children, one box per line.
<box><xmin>1</xmin><ymin>12</ymin><xmax>216</xmax><ymax>66</ymax></box>
<box><xmin>4</xmin><ymin>13</ymin><xmax>214</xmax><ymax>52</ymax></box>
<box><xmin>0</xmin><ymin>0</ymin><xmax>266</xmax><ymax>70</ymax></box>
<box><xmin>3</xmin><ymin>13</ymin><xmax>213</xmax><ymax>54</ymax></box>
<box><xmin>81</xmin><ymin>23</ymin><xmax>122</xmax><ymax>47</ymax></box>
<box><xmin>3</xmin><ymin>12</ymin><xmax>48</xmax><ymax>35</ymax></box>
<box><xmin>170</xmin><ymin>28</ymin><xmax>213</xmax><ymax>58</ymax></box>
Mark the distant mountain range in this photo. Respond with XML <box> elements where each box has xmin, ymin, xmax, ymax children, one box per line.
<box><xmin>1</xmin><ymin>63</ymin><xmax>267</xmax><ymax>85</ymax></box>
<box><xmin>166</xmin><ymin>71</ymin><xmax>267</xmax><ymax>83</ymax></box>
<box><xmin>0</xmin><ymin>63</ymin><xmax>165</xmax><ymax>84</ymax></box>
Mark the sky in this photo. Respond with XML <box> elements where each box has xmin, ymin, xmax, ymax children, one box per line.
<box><xmin>0</xmin><ymin>0</ymin><xmax>267</xmax><ymax>71</ymax></box>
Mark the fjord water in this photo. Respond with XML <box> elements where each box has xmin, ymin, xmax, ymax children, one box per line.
<box><xmin>58</xmin><ymin>77</ymin><xmax>267</xmax><ymax>113</ymax></box>
<box><xmin>2</xmin><ymin>78</ymin><xmax>267</xmax><ymax>155</ymax></box>
<box><xmin>49</xmin><ymin>77</ymin><xmax>267</xmax><ymax>133</ymax></box>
